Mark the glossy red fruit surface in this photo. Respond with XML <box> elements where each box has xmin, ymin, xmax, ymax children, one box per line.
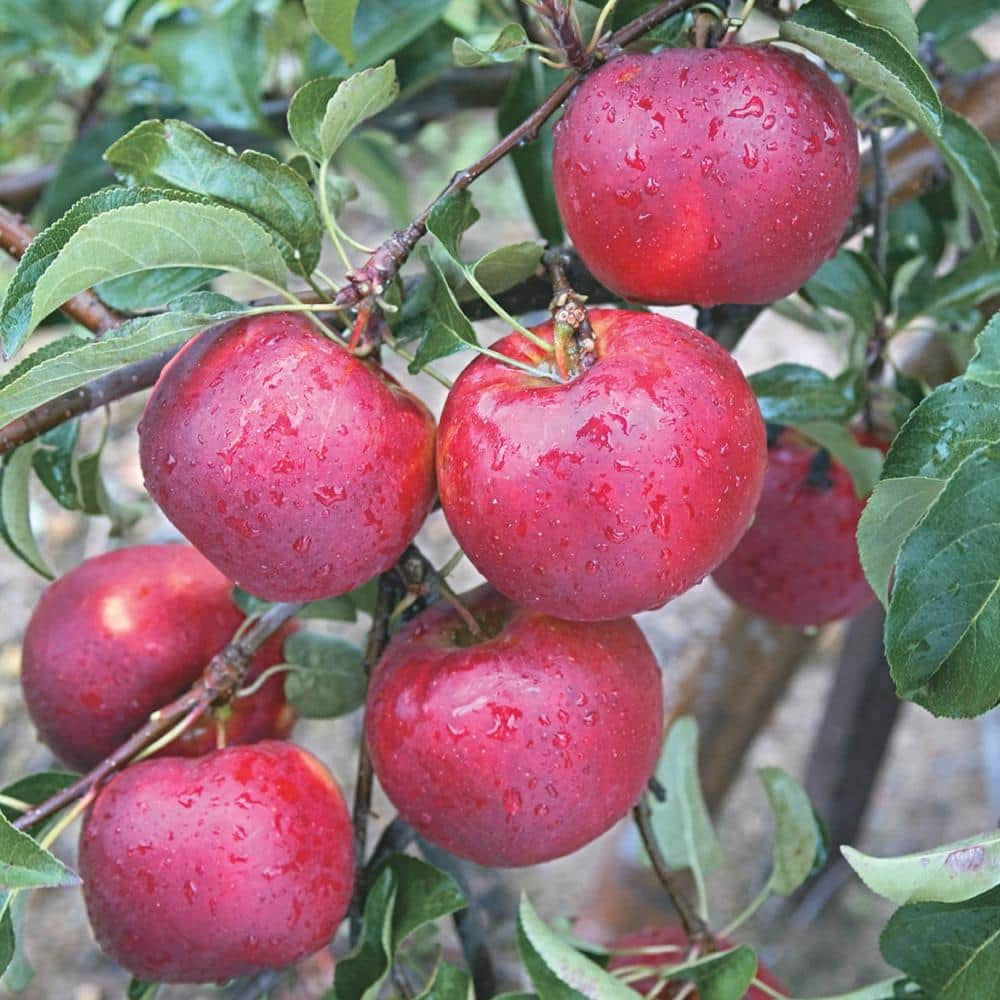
<box><xmin>79</xmin><ymin>741</ymin><xmax>354</xmax><ymax>983</ymax></box>
<box><xmin>552</xmin><ymin>45</ymin><xmax>859</xmax><ymax>306</ymax></box>
<box><xmin>436</xmin><ymin>309</ymin><xmax>766</xmax><ymax>621</ymax></box>
<box><xmin>712</xmin><ymin>430</ymin><xmax>878</xmax><ymax>626</ymax></box>
<box><xmin>21</xmin><ymin>544</ymin><xmax>294</xmax><ymax>772</ymax></box>
<box><xmin>139</xmin><ymin>312</ymin><xmax>437</xmax><ymax>602</ymax></box>
<box><xmin>366</xmin><ymin>585</ymin><xmax>664</xmax><ymax>867</ymax></box>
<box><xmin>608</xmin><ymin>926</ymin><xmax>785</xmax><ymax>998</ymax></box>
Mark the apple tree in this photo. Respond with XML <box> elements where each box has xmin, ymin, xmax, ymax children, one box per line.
<box><xmin>0</xmin><ymin>0</ymin><xmax>998</xmax><ymax>997</ymax></box>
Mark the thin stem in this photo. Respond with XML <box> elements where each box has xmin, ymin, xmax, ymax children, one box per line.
<box><xmin>0</xmin><ymin>795</ymin><xmax>32</xmax><ymax>812</ymax></box>
<box><xmin>38</xmin><ymin>791</ymin><xmax>95</xmax><ymax>851</ymax></box>
<box><xmin>632</xmin><ymin>800</ymin><xmax>711</xmax><ymax>941</ymax></box>
<box><xmin>438</xmin><ymin>579</ymin><xmax>485</xmax><ymax>636</ymax></box>
<box><xmin>717</xmin><ymin>878</ymin><xmax>774</xmax><ymax>939</ymax></box>
<box><xmin>12</xmin><ymin>602</ymin><xmax>303</xmax><ymax>832</ymax></box>
<box><xmin>334</xmin><ymin>219</ymin><xmax>376</xmax><ymax>254</ymax></box>
<box><xmin>589</xmin><ymin>0</ymin><xmax>621</xmax><ymax>49</ymax></box>
<box><xmin>131</xmin><ymin>704</ymin><xmax>209</xmax><ymax>762</ymax></box>
<box><xmin>236</xmin><ymin>663</ymin><xmax>295</xmax><ymax>698</ymax></box>
<box><xmin>868</xmin><ymin>127</ymin><xmax>889</xmax><ymax>275</ymax></box>
<box><xmin>463</xmin><ymin>271</ymin><xmax>554</xmax><ymax>353</ymax></box>
<box><xmin>319</xmin><ymin>160</ymin><xmax>353</xmax><ymax>271</ymax></box>
<box><xmin>750</xmin><ymin>978</ymin><xmax>787</xmax><ymax>999</ymax></box>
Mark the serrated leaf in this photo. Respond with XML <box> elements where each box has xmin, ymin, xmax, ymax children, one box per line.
<box><xmin>857</xmin><ymin>476</ymin><xmax>946</xmax><ymax>607</ymax></box>
<box><xmin>408</xmin><ymin>257</ymin><xmax>480</xmax><ymax>373</ymax></box>
<box><xmin>845</xmin><ymin>831</ymin><xmax>1000</xmax><ymax>906</ymax></box>
<box><xmin>26</xmin><ymin>202</ymin><xmax>286</xmax><ymax>339</ymax></box>
<box><xmin>916</xmin><ymin>0</ymin><xmax>999</xmax><ymax>46</ymax></box>
<box><xmin>759</xmin><ymin>767</ymin><xmax>823</xmax><ymax>896</ymax></box>
<box><xmin>319</xmin><ymin>61</ymin><xmax>399</xmax><ymax>162</ymax></box>
<box><xmin>780</xmin><ymin>0</ymin><xmax>942</xmax><ymax>136</ymax></box>
<box><xmin>931</xmin><ymin>109</ymin><xmax>1000</xmax><ymax>258</ymax></box>
<box><xmin>749</xmin><ymin>364</ymin><xmax>863</xmax><ymax>425</ymax></box>
<box><xmin>802</xmin><ymin>249</ymin><xmax>884</xmax><ymax>335</ymax></box>
<box><xmin>498</xmin><ymin>61</ymin><xmax>564</xmax><ymax>244</ymax></box>
<box><xmin>0</xmin><ymin>444</ymin><xmax>52</xmax><ymax>579</ymax></box>
<box><xmin>882</xmin><ymin>379</ymin><xmax>1000</xmax><ymax>481</ymax></box>
<box><xmin>0</xmin><ymin>311</ymin><xmax>242</xmax><ymax>430</ymax></box>
<box><xmin>282</xmin><ymin>632</ymin><xmax>365</xmax><ymax>719</ymax></box>
<box><xmin>0</xmin><ymin>186</ymin><xmax>205</xmax><ymax>358</ymax></box>
<box><xmin>897</xmin><ymin>247</ymin><xmax>1000</xmax><ymax>327</ymax></box>
<box><xmin>887</xmin><ymin>444</ymin><xmax>1000</xmax><ymax>717</ymax></box>
<box><xmin>453</xmin><ymin>24</ymin><xmax>529</xmax><ymax>68</ymax></box>
<box><xmin>649</xmin><ymin>717</ymin><xmax>721</xmax><ymax>878</ymax></box>
<box><xmin>427</xmin><ymin>190</ymin><xmax>481</xmax><ymax>262</ymax></box>
<box><xmin>0</xmin><ymin>810</ymin><xmax>78</xmax><ymax>891</ymax></box>
<box><xmin>834</xmin><ymin>1</ymin><xmax>917</xmax><ymax>54</ymax></box>
<box><xmin>966</xmin><ymin>312</ymin><xmax>1000</xmax><ymax>387</ymax></box>
<box><xmin>880</xmin><ymin>885</ymin><xmax>1000</xmax><ymax>998</ymax></box>
<box><xmin>306</xmin><ymin>0</ymin><xmax>360</xmax><ymax>62</ymax></box>
<box><xmin>795</xmin><ymin>421</ymin><xmax>884</xmax><ymax>498</ymax></box>
<box><xmin>517</xmin><ymin>895</ymin><xmax>640</xmax><ymax>999</ymax></box>
<box><xmin>661</xmin><ymin>945</ymin><xmax>758</xmax><ymax>1000</ymax></box>
<box><xmin>104</xmin><ymin>119</ymin><xmax>324</xmax><ymax>274</ymax></box>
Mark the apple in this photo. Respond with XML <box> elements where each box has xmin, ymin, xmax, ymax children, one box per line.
<box><xmin>139</xmin><ymin>312</ymin><xmax>437</xmax><ymax>602</ymax></box>
<box><xmin>436</xmin><ymin>309</ymin><xmax>766</xmax><ymax>621</ymax></box>
<box><xmin>607</xmin><ymin>926</ymin><xmax>785</xmax><ymax>998</ymax></box>
<box><xmin>20</xmin><ymin>544</ymin><xmax>295</xmax><ymax>772</ymax></box>
<box><xmin>711</xmin><ymin>429</ymin><xmax>878</xmax><ymax>627</ymax></box>
<box><xmin>366</xmin><ymin>585</ymin><xmax>664</xmax><ymax>867</ymax></box>
<box><xmin>79</xmin><ymin>740</ymin><xmax>354</xmax><ymax>983</ymax></box>
<box><xmin>552</xmin><ymin>45</ymin><xmax>859</xmax><ymax>307</ymax></box>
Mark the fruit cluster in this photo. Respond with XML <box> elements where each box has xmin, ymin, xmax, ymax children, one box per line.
<box><xmin>18</xmin><ymin>40</ymin><xmax>868</xmax><ymax>989</ymax></box>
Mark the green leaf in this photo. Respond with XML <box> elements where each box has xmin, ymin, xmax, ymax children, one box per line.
<box><xmin>0</xmin><ymin>773</ymin><xmax>79</xmax><ymax>829</ymax></box>
<box><xmin>660</xmin><ymin>945</ymin><xmax>758</xmax><ymax>1000</ymax></box>
<box><xmin>749</xmin><ymin>364</ymin><xmax>863</xmax><ymax>425</ymax></box>
<box><xmin>75</xmin><ymin>414</ymin><xmax>144</xmax><ymax>534</ymax></box>
<box><xmin>104</xmin><ymin>119</ymin><xmax>324</xmax><ymax>275</ymax></box>
<box><xmin>407</xmin><ymin>256</ymin><xmax>480</xmax><ymax>373</ymax></box>
<box><xmin>1</xmin><ymin>892</ymin><xmax>32</xmax><ymax>990</ymax></box>
<box><xmin>0</xmin><ymin>186</ymin><xmax>206</xmax><ymax>358</ymax></box>
<box><xmin>305</xmin><ymin>0</ymin><xmax>360</xmax><ymax>62</ymax></box>
<box><xmin>0</xmin><ymin>444</ymin><xmax>52</xmax><ymax>579</ymax></box>
<box><xmin>96</xmin><ymin>268</ymin><xmax>221</xmax><ymax>312</ymax></box>
<box><xmin>801</xmin><ymin>249</ymin><xmax>884</xmax><ymax>335</ymax></box>
<box><xmin>282</xmin><ymin>632</ymin><xmax>366</xmax><ymax>719</ymax></box>
<box><xmin>845</xmin><ymin>830</ymin><xmax>1000</xmax><ymax>906</ymax></box>
<box><xmin>26</xmin><ymin>201</ymin><xmax>286</xmax><ymax>340</ymax></box>
<box><xmin>833</xmin><ymin>1</ymin><xmax>918</xmax><ymax>54</ymax></box>
<box><xmin>795</xmin><ymin>421</ymin><xmax>885</xmax><ymax>498</ymax></box>
<box><xmin>453</xmin><ymin>24</ymin><xmax>530</xmax><ymax>68</ymax></box>
<box><xmin>319</xmin><ymin>61</ymin><xmax>399</xmax><ymax>162</ymax></box>
<box><xmin>0</xmin><ymin>310</ymin><xmax>243</xmax><ymax>429</ymax></box>
<box><xmin>916</xmin><ymin>0</ymin><xmax>999</xmax><ymax>46</ymax></box>
<box><xmin>288</xmin><ymin>76</ymin><xmax>343</xmax><ymax>162</ymax></box>
<box><xmin>759</xmin><ymin>767</ymin><xmax>823</xmax><ymax>896</ymax></box>
<box><xmin>931</xmin><ymin>109</ymin><xmax>1000</xmax><ymax>258</ymax></box>
<box><xmin>790</xmin><ymin>981</ymin><xmax>906</xmax><ymax>1000</ymax></box>
<box><xmin>857</xmin><ymin>476</ymin><xmax>946</xmax><ymax>607</ymax></box>
<box><xmin>648</xmin><ymin>717</ymin><xmax>722</xmax><ymax>877</ymax></box>
<box><xmin>468</xmin><ymin>242</ymin><xmax>544</xmax><ymax>297</ymax></box>
<box><xmin>966</xmin><ymin>312</ymin><xmax>1000</xmax><ymax>387</ymax></box>
<box><xmin>887</xmin><ymin>444</ymin><xmax>1000</xmax><ymax>717</ymax></box>
<box><xmin>880</xmin><ymin>885</ymin><xmax>1000</xmax><ymax>998</ymax></box>
<box><xmin>882</xmin><ymin>379</ymin><xmax>1000</xmax><ymax>481</ymax></box>
<box><xmin>334</xmin><ymin>856</ymin><xmax>466</xmax><ymax>999</ymax></box>
<box><xmin>498</xmin><ymin>61</ymin><xmax>565</xmax><ymax>244</ymax></box>
<box><xmin>0</xmin><ymin>810</ymin><xmax>78</xmax><ymax>891</ymax></box>
<box><xmin>517</xmin><ymin>895</ymin><xmax>641</xmax><ymax>999</ymax></box>
<box><xmin>32</xmin><ymin>421</ymin><xmax>82</xmax><ymax>511</ymax></box>
<box><xmin>897</xmin><ymin>246</ymin><xmax>1000</xmax><ymax>327</ymax></box>
<box><xmin>427</xmin><ymin>190</ymin><xmax>481</xmax><ymax>262</ymax></box>
<box><xmin>414</xmin><ymin>962</ymin><xmax>473</xmax><ymax>999</ymax></box>
<box><xmin>127</xmin><ymin>979</ymin><xmax>159</xmax><ymax>1000</ymax></box>
<box><xmin>780</xmin><ymin>0</ymin><xmax>942</xmax><ymax>136</ymax></box>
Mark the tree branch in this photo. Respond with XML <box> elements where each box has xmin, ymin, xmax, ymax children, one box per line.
<box><xmin>11</xmin><ymin>600</ymin><xmax>303</xmax><ymax>832</ymax></box>
<box><xmin>0</xmin><ymin>206</ymin><xmax>123</xmax><ymax>335</ymax></box>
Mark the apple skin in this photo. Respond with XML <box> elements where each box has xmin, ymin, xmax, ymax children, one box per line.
<box><xmin>79</xmin><ymin>740</ymin><xmax>354</xmax><ymax>983</ymax></box>
<box><xmin>711</xmin><ymin>430</ymin><xmax>878</xmax><ymax>627</ymax></box>
<box><xmin>20</xmin><ymin>544</ymin><xmax>295</xmax><ymax>772</ymax></box>
<box><xmin>366</xmin><ymin>585</ymin><xmax>664</xmax><ymax>867</ymax></box>
<box><xmin>607</xmin><ymin>926</ymin><xmax>784</xmax><ymax>998</ymax></box>
<box><xmin>552</xmin><ymin>45</ymin><xmax>859</xmax><ymax>306</ymax></box>
<box><xmin>139</xmin><ymin>312</ymin><xmax>437</xmax><ymax>602</ymax></box>
<box><xmin>436</xmin><ymin>309</ymin><xmax>766</xmax><ymax>621</ymax></box>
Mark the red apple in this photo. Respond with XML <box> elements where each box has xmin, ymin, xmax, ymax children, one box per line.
<box><xmin>139</xmin><ymin>312</ymin><xmax>437</xmax><ymax>602</ymax></box>
<box><xmin>79</xmin><ymin>740</ymin><xmax>354</xmax><ymax>983</ymax></box>
<box><xmin>21</xmin><ymin>544</ymin><xmax>295</xmax><ymax>772</ymax></box>
<box><xmin>608</xmin><ymin>926</ymin><xmax>785</xmax><ymax>998</ymax></box>
<box><xmin>552</xmin><ymin>45</ymin><xmax>859</xmax><ymax>307</ymax></box>
<box><xmin>436</xmin><ymin>309</ymin><xmax>766</xmax><ymax>621</ymax></box>
<box><xmin>711</xmin><ymin>430</ymin><xmax>879</xmax><ymax>626</ymax></box>
<box><xmin>366</xmin><ymin>585</ymin><xmax>664</xmax><ymax>867</ymax></box>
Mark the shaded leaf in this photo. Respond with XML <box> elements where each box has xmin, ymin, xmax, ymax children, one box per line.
<box><xmin>916</xmin><ymin>0</ymin><xmax>999</xmax><ymax>46</ymax></box>
<box><xmin>282</xmin><ymin>632</ymin><xmax>366</xmax><ymax>719</ymax></box>
<box><xmin>802</xmin><ymin>249</ymin><xmax>884</xmax><ymax>335</ymax></box>
<box><xmin>897</xmin><ymin>246</ymin><xmax>1000</xmax><ymax>326</ymax></box>
<box><xmin>795</xmin><ymin>421</ymin><xmax>884</xmax><ymax>498</ymax></box>
<box><xmin>834</xmin><ymin>0</ymin><xmax>918</xmax><ymax>54</ymax></box>
<box><xmin>408</xmin><ymin>257</ymin><xmax>480</xmax><ymax>372</ymax></box>
<box><xmin>0</xmin><ymin>444</ymin><xmax>51</xmax><ymax>579</ymax></box>
<box><xmin>454</xmin><ymin>24</ymin><xmax>530</xmax><ymax>68</ymax></box>
<box><xmin>469</xmin><ymin>242</ymin><xmax>544</xmax><ymax>297</ymax></box>
<box><xmin>96</xmin><ymin>268</ymin><xmax>221</xmax><ymax>312</ymax></box>
<box><xmin>966</xmin><ymin>312</ymin><xmax>1000</xmax><ymax>387</ymax></box>
<box><xmin>427</xmin><ymin>190</ymin><xmax>481</xmax><ymax>262</ymax></box>
<box><xmin>661</xmin><ymin>945</ymin><xmax>757</xmax><ymax>1000</ymax></box>
<box><xmin>305</xmin><ymin>0</ymin><xmax>360</xmax><ymax>62</ymax></box>
<box><xmin>749</xmin><ymin>364</ymin><xmax>863</xmax><ymax>425</ymax></box>
<box><xmin>414</xmin><ymin>962</ymin><xmax>473</xmax><ymax>999</ymax></box>
<box><xmin>759</xmin><ymin>767</ymin><xmax>823</xmax><ymax>896</ymax></box>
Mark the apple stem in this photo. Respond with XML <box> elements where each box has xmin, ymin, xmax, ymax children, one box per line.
<box><xmin>546</xmin><ymin>248</ymin><xmax>597</xmax><ymax>379</ymax></box>
<box><xmin>531</xmin><ymin>1</ymin><xmax>592</xmax><ymax>72</ymax></box>
<box><xmin>439</xmin><ymin>580</ymin><xmax>486</xmax><ymax>637</ymax></box>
